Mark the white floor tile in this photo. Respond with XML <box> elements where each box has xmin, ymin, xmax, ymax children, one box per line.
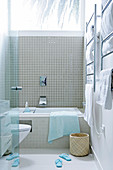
<box><xmin>19</xmin><ymin>149</ymin><xmax>98</xmax><ymax>170</ymax></box>
<box><xmin>0</xmin><ymin>156</ymin><xmax>19</xmax><ymax>170</ymax></box>
<box><xmin>0</xmin><ymin>149</ymin><xmax>98</xmax><ymax>170</ymax></box>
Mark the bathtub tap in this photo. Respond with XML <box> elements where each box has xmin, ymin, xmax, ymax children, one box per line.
<box><xmin>39</xmin><ymin>96</ymin><xmax>47</xmax><ymax>106</ymax></box>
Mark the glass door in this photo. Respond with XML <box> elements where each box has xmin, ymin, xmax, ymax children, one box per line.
<box><xmin>0</xmin><ymin>0</ymin><xmax>20</xmax><ymax>169</ymax></box>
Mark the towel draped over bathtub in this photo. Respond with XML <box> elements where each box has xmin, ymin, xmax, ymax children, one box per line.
<box><xmin>48</xmin><ymin>110</ymin><xmax>80</xmax><ymax>143</ymax></box>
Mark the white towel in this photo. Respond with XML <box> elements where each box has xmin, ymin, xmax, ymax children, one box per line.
<box><xmin>97</xmin><ymin>69</ymin><xmax>112</xmax><ymax>110</ymax></box>
<box><xmin>101</xmin><ymin>2</ymin><xmax>113</xmax><ymax>39</ymax></box>
<box><xmin>84</xmin><ymin>84</ymin><xmax>93</xmax><ymax>127</ymax></box>
<box><xmin>87</xmin><ymin>65</ymin><xmax>94</xmax><ymax>74</ymax></box>
<box><xmin>86</xmin><ymin>32</ymin><xmax>100</xmax><ymax>63</ymax></box>
<box><xmin>102</xmin><ymin>0</ymin><xmax>108</xmax><ymax>8</ymax></box>
<box><xmin>103</xmin><ymin>41</ymin><xmax>110</xmax><ymax>55</ymax></box>
<box><xmin>86</xmin><ymin>41</ymin><xmax>94</xmax><ymax>63</ymax></box>
<box><xmin>103</xmin><ymin>36</ymin><xmax>113</xmax><ymax>55</ymax></box>
<box><xmin>87</xmin><ymin>25</ymin><xmax>94</xmax><ymax>42</ymax></box>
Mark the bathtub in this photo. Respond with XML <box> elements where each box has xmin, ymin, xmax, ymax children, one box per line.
<box><xmin>19</xmin><ymin>107</ymin><xmax>90</xmax><ymax>149</ymax></box>
<box><xmin>19</xmin><ymin>107</ymin><xmax>83</xmax><ymax>117</ymax></box>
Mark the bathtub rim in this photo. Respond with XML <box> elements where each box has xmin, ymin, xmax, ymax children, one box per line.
<box><xmin>19</xmin><ymin>107</ymin><xmax>84</xmax><ymax>118</ymax></box>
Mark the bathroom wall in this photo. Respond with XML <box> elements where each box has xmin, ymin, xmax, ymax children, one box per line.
<box><xmin>19</xmin><ymin>116</ymin><xmax>89</xmax><ymax>149</ymax></box>
<box><xmin>91</xmin><ymin>55</ymin><xmax>113</xmax><ymax>170</ymax></box>
<box><xmin>17</xmin><ymin>36</ymin><xmax>84</xmax><ymax>107</ymax></box>
<box><xmin>85</xmin><ymin>0</ymin><xmax>113</xmax><ymax>170</ymax></box>
<box><xmin>0</xmin><ymin>0</ymin><xmax>9</xmax><ymax>100</ymax></box>
<box><xmin>0</xmin><ymin>41</ymin><xmax>6</xmax><ymax>100</ymax></box>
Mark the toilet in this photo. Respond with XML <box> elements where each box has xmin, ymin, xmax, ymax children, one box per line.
<box><xmin>11</xmin><ymin>124</ymin><xmax>31</xmax><ymax>148</ymax></box>
<box><xmin>19</xmin><ymin>124</ymin><xmax>31</xmax><ymax>143</ymax></box>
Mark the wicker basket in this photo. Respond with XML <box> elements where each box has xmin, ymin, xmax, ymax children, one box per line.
<box><xmin>70</xmin><ymin>133</ymin><xmax>89</xmax><ymax>157</ymax></box>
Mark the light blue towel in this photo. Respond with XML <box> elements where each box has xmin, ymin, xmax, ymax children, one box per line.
<box><xmin>48</xmin><ymin>111</ymin><xmax>80</xmax><ymax>143</ymax></box>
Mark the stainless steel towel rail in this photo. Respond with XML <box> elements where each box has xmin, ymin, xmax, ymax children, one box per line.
<box><xmin>86</xmin><ymin>4</ymin><xmax>97</xmax><ymax>92</ymax></box>
<box><xmin>101</xmin><ymin>0</ymin><xmax>113</xmax><ymax>91</ymax></box>
<box><xmin>102</xmin><ymin>0</ymin><xmax>112</xmax><ymax>14</ymax></box>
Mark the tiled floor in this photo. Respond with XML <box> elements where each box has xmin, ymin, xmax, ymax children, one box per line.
<box><xmin>20</xmin><ymin>149</ymin><xmax>98</xmax><ymax>170</ymax></box>
<box><xmin>0</xmin><ymin>156</ymin><xmax>19</xmax><ymax>170</ymax></box>
<box><xmin>0</xmin><ymin>149</ymin><xmax>98</xmax><ymax>170</ymax></box>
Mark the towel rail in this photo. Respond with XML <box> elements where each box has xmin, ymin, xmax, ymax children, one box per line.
<box><xmin>111</xmin><ymin>69</ymin><xmax>113</xmax><ymax>91</ymax></box>
<box><xmin>86</xmin><ymin>61</ymin><xmax>94</xmax><ymax>66</ymax></box>
<box><xmin>102</xmin><ymin>0</ymin><xmax>112</xmax><ymax>14</ymax></box>
<box><xmin>85</xmin><ymin>4</ymin><xmax>97</xmax><ymax>92</ymax></box>
<box><xmin>87</xmin><ymin>73</ymin><xmax>94</xmax><ymax>76</ymax></box>
<box><xmin>102</xmin><ymin>31</ymin><xmax>113</xmax><ymax>43</ymax></box>
<box><xmin>101</xmin><ymin>0</ymin><xmax>113</xmax><ymax>71</ymax></box>
<box><xmin>86</xmin><ymin>13</ymin><xmax>94</xmax><ymax>29</ymax></box>
<box><xmin>102</xmin><ymin>51</ymin><xmax>113</xmax><ymax>59</ymax></box>
<box><xmin>93</xmin><ymin>4</ymin><xmax>97</xmax><ymax>92</ymax></box>
<box><xmin>86</xmin><ymin>37</ymin><xmax>94</xmax><ymax>47</ymax></box>
<box><xmin>101</xmin><ymin>0</ymin><xmax>113</xmax><ymax>91</ymax></box>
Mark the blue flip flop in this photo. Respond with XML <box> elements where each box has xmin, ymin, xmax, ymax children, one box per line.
<box><xmin>12</xmin><ymin>158</ymin><xmax>20</xmax><ymax>167</ymax></box>
<box><xmin>59</xmin><ymin>153</ymin><xmax>71</xmax><ymax>161</ymax></box>
<box><xmin>55</xmin><ymin>159</ymin><xmax>62</xmax><ymax>168</ymax></box>
<box><xmin>6</xmin><ymin>153</ymin><xmax>19</xmax><ymax>161</ymax></box>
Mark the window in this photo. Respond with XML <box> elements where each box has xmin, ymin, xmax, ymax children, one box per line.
<box><xmin>10</xmin><ymin>0</ymin><xmax>84</xmax><ymax>31</ymax></box>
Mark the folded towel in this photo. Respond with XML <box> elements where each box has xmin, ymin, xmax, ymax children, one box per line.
<box><xmin>87</xmin><ymin>25</ymin><xmax>94</xmax><ymax>42</ymax></box>
<box><xmin>97</xmin><ymin>69</ymin><xmax>112</xmax><ymax>110</ymax></box>
<box><xmin>86</xmin><ymin>32</ymin><xmax>100</xmax><ymax>63</ymax></box>
<box><xmin>86</xmin><ymin>41</ymin><xmax>94</xmax><ymax>63</ymax></box>
<box><xmin>87</xmin><ymin>64</ymin><xmax>94</xmax><ymax>74</ymax></box>
<box><xmin>101</xmin><ymin>2</ymin><xmax>113</xmax><ymax>39</ymax></box>
<box><xmin>102</xmin><ymin>0</ymin><xmax>108</xmax><ymax>8</ymax></box>
<box><xmin>103</xmin><ymin>41</ymin><xmax>110</xmax><ymax>55</ymax></box>
<box><xmin>48</xmin><ymin>111</ymin><xmax>80</xmax><ymax>143</ymax></box>
<box><xmin>103</xmin><ymin>36</ymin><xmax>113</xmax><ymax>55</ymax></box>
<box><xmin>87</xmin><ymin>76</ymin><xmax>93</xmax><ymax>84</ymax></box>
<box><xmin>84</xmin><ymin>84</ymin><xmax>93</xmax><ymax>127</ymax></box>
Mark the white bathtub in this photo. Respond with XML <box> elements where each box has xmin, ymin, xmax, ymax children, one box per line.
<box><xmin>19</xmin><ymin>107</ymin><xmax>83</xmax><ymax>118</ymax></box>
<box><xmin>19</xmin><ymin>107</ymin><xmax>90</xmax><ymax>149</ymax></box>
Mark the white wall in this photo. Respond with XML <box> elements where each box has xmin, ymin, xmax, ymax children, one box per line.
<box><xmin>0</xmin><ymin>0</ymin><xmax>8</xmax><ymax>100</ymax></box>
<box><xmin>85</xmin><ymin>1</ymin><xmax>113</xmax><ymax>170</ymax></box>
<box><xmin>91</xmin><ymin>55</ymin><xmax>113</xmax><ymax>170</ymax></box>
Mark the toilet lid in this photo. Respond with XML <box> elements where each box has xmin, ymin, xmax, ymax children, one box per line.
<box><xmin>19</xmin><ymin>124</ymin><xmax>31</xmax><ymax>132</ymax></box>
<box><xmin>11</xmin><ymin>124</ymin><xmax>31</xmax><ymax>132</ymax></box>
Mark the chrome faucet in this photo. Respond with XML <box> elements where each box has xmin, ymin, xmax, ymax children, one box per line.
<box><xmin>39</xmin><ymin>96</ymin><xmax>47</xmax><ymax>106</ymax></box>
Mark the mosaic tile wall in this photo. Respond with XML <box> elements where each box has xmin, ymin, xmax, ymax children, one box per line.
<box><xmin>19</xmin><ymin>116</ymin><xmax>90</xmax><ymax>149</ymax></box>
<box><xmin>18</xmin><ymin>36</ymin><xmax>84</xmax><ymax>107</ymax></box>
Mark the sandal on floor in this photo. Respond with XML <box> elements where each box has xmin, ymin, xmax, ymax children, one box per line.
<box><xmin>55</xmin><ymin>159</ymin><xmax>62</xmax><ymax>168</ymax></box>
<box><xmin>59</xmin><ymin>153</ymin><xmax>71</xmax><ymax>161</ymax></box>
<box><xmin>6</xmin><ymin>153</ymin><xmax>19</xmax><ymax>161</ymax></box>
<box><xmin>12</xmin><ymin>158</ymin><xmax>20</xmax><ymax>167</ymax></box>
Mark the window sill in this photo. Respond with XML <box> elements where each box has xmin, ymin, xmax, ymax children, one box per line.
<box><xmin>9</xmin><ymin>30</ymin><xmax>84</xmax><ymax>37</ymax></box>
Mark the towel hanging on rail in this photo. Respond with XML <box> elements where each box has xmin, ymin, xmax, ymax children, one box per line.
<box><xmin>86</xmin><ymin>41</ymin><xmax>94</xmax><ymax>63</ymax></box>
<box><xmin>86</xmin><ymin>25</ymin><xmax>94</xmax><ymax>42</ymax></box>
<box><xmin>84</xmin><ymin>84</ymin><xmax>93</xmax><ymax>127</ymax></box>
<box><xmin>102</xmin><ymin>0</ymin><xmax>109</xmax><ymax>8</ymax></box>
<box><xmin>101</xmin><ymin>2</ymin><xmax>113</xmax><ymax>38</ymax></box>
<box><xmin>96</xmin><ymin>68</ymin><xmax>112</xmax><ymax>110</ymax></box>
<box><xmin>103</xmin><ymin>36</ymin><xmax>113</xmax><ymax>55</ymax></box>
